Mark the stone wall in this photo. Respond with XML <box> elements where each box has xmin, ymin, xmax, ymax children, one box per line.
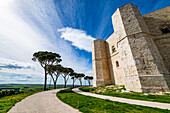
<box><xmin>92</xmin><ymin>39</ymin><xmax>112</xmax><ymax>87</ymax></box>
<box><xmin>110</xmin><ymin>53</ymin><xmax>125</xmax><ymax>85</ymax></box>
<box><xmin>154</xmin><ymin>34</ymin><xmax>170</xmax><ymax>73</ymax></box>
<box><xmin>124</xmin><ymin>75</ymin><xmax>142</xmax><ymax>92</ymax></box>
<box><xmin>106</xmin><ymin>33</ymin><xmax>125</xmax><ymax>85</ymax></box>
<box><xmin>143</xmin><ymin>6</ymin><xmax>170</xmax><ymax>73</ymax></box>
<box><xmin>139</xmin><ymin>74</ymin><xmax>170</xmax><ymax>93</ymax></box>
<box><xmin>117</xmin><ymin>4</ymin><xmax>150</xmax><ymax>36</ymax></box>
<box><xmin>125</xmin><ymin>74</ymin><xmax>170</xmax><ymax>93</ymax></box>
<box><xmin>92</xmin><ymin>3</ymin><xmax>170</xmax><ymax>93</ymax></box>
<box><xmin>127</xmin><ymin>33</ymin><xmax>169</xmax><ymax>75</ymax></box>
<box><xmin>143</xmin><ymin>6</ymin><xmax>170</xmax><ymax>35</ymax></box>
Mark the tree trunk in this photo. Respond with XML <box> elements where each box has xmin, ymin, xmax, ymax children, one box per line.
<box><xmin>80</xmin><ymin>80</ymin><xmax>82</xmax><ymax>86</ymax></box>
<box><xmin>54</xmin><ymin>81</ymin><xmax>56</xmax><ymax>89</ymax></box>
<box><xmin>44</xmin><ymin>69</ymin><xmax>47</xmax><ymax>91</ymax></box>
<box><xmin>88</xmin><ymin>80</ymin><xmax>90</xmax><ymax>86</ymax></box>
<box><xmin>64</xmin><ymin>78</ymin><xmax>67</xmax><ymax>88</ymax></box>
<box><xmin>73</xmin><ymin>78</ymin><xmax>74</xmax><ymax>88</ymax></box>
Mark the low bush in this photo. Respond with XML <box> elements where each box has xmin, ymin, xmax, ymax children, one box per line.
<box><xmin>0</xmin><ymin>90</ymin><xmax>18</xmax><ymax>98</ymax></box>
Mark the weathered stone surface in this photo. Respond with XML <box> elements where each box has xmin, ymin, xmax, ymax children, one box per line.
<box><xmin>153</xmin><ymin>34</ymin><xmax>170</xmax><ymax>74</ymax></box>
<box><xmin>139</xmin><ymin>74</ymin><xmax>170</xmax><ymax>93</ymax></box>
<box><xmin>92</xmin><ymin>39</ymin><xmax>112</xmax><ymax>87</ymax></box>
<box><xmin>92</xmin><ymin>3</ymin><xmax>170</xmax><ymax>93</ymax></box>
<box><xmin>143</xmin><ymin>6</ymin><xmax>170</xmax><ymax>35</ymax></box>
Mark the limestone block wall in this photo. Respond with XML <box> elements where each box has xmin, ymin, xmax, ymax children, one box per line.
<box><xmin>143</xmin><ymin>6</ymin><xmax>170</xmax><ymax>73</ymax></box>
<box><xmin>115</xmin><ymin>3</ymin><xmax>169</xmax><ymax>75</ymax></box>
<box><xmin>92</xmin><ymin>39</ymin><xmax>112</xmax><ymax>87</ymax></box>
<box><xmin>112</xmin><ymin>9</ymin><xmax>126</xmax><ymax>41</ymax></box>
<box><xmin>154</xmin><ymin>34</ymin><xmax>170</xmax><ymax>73</ymax></box>
<box><xmin>127</xmin><ymin>33</ymin><xmax>169</xmax><ymax>75</ymax></box>
<box><xmin>139</xmin><ymin>75</ymin><xmax>170</xmax><ymax>93</ymax></box>
<box><xmin>110</xmin><ymin>53</ymin><xmax>125</xmax><ymax>85</ymax></box>
<box><xmin>92</xmin><ymin>3</ymin><xmax>170</xmax><ymax>93</ymax></box>
<box><xmin>124</xmin><ymin>75</ymin><xmax>142</xmax><ymax>92</ymax></box>
<box><xmin>105</xmin><ymin>36</ymin><xmax>115</xmax><ymax>84</ymax></box>
<box><xmin>106</xmin><ymin>33</ymin><xmax>126</xmax><ymax>85</ymax></box>
<box><xmin>118</xmin><ymin>4</ymin><xmax>150</xmax><ymax>36</ymax></box>
<box><xmin>117</xmin><ymin>37</ymin><xmax>141</xmax><ymax>91</ymax></box>
<box><xmin>112</xmin><ymin>3</ymin><xmax>169</xmax><ymax>92</ymax></box>
<box><xmin>143</xmin><ymin>6</ymin><xmax>170</xmax><ymax>35</ymax></box>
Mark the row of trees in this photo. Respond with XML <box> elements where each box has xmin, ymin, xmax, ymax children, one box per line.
<box><xmin>32</xmin><ymin>51</ymin><xmax>93</xmax><ymax>90</ymax></box>
<box><xmin>0</xmin><ymin>90</ymin><xmax>16</xmax><ymax>98</ymax></box>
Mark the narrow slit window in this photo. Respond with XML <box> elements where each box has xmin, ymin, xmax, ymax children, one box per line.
<box><xmin>116</xmin><ymin>61</ymin><xmax>119</xmax><ymax>67</ymax></box>
<box><xmin>112</xmin><ymin>46</ymin><xmax>116</xmax><ymax>53</ymax></box>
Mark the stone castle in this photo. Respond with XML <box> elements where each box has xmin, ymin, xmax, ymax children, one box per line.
<box><xmin>92</xmin><ymin>3</ymin><xmax>170</xmax><ymax>93</ymax></box>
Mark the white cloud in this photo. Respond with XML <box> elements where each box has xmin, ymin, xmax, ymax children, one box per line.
<box><xmin>0</xmin><ymin>73</ymin><xmax>44</xmax><ymax>84</ymax></box>
<box><xmin>0</xmin><ymin>0</ymin><xmax>52</xmax><ymax>62</ymax></box>
<box><xmin>0</xmin><ymin>0</ymin><xmax>93</xmax><ymax>84</ymax></box>
<box><xmin>58</xmin><ymin>27</ymin><xmax>95</xmax><ymax>52</ymax></box>
<box><xmin>0</xmin><ymin>58</ymin><xmax>36</xmax><ymax>70</ymax></box>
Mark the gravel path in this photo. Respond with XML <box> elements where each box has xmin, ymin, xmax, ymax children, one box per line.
<box><xmin>8</xmin><ymin>89</ymin><xmax>81</xmax><ymax>113</ymax></box>
<box><xmin>73</xmin><ymin>88</ymin><xmax>170</xmax><ymax>110</ymax></box>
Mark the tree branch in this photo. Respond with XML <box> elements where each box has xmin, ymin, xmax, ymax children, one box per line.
<box><xmin>50</xmin><ymin>74</ymin><xmax>55</xmax><ymax>82</ymax></box>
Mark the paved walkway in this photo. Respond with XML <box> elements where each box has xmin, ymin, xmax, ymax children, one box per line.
<box><xmin>73</xmin><ymin>88</ymin><xmax>170</xmax><ymax>110</ymax></box>
<box><xmin>8</xmin><ymin>89</ymin><xmax>81</xmax><ymax>113</ymax></box>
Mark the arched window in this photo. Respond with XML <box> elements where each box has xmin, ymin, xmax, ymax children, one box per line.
<box><xmin>116</xmin><ymin>61</ymin><xmax>119</xmax><ymax>67</ymax></box>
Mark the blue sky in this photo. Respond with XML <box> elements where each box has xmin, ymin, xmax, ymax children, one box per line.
<box><xmin>0</xmin><ymin>0</ymin><xmax>169</xmax><ymax>84</ymax></box>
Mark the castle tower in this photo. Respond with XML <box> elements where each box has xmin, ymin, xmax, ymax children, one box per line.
<box><xmin>92</xmin><ymin>39</ymin><xmax>112</xmax><ymax>87</ymax></box>
<box><xmin>112</xmin><ymin>3</ymin><xmax>170</xmax><ymax>92</ymax></box>
<box><xmin>93</xmin><ymin>3</ymin><xmax>170</xmax><ymax>93</ymax></box>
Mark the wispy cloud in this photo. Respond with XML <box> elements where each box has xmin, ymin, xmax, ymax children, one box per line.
<box><xmin>0</xmin><ymin>72</ymin><xmax>43</xmax><ymax>84</ymax></box>
<box><xmin>0</xmin><ymin>64</ymin><xmax>31</xmax><ymax>70</ymax></box>
<box><xmin>0</xmin><ymin>58</ymin><xmax>35</xmax><ymax>70</ymax></box>
<box><xmin>0</xmin><ymin>0</ymin><xmax>93</xmax><ymax>84</ymax></box>
<box><xmin>58</xmin><ymin>27</ymin><xmax>95</xmax><ymax>52</ymax></box>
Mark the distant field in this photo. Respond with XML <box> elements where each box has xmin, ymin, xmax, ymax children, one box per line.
<box><xmin>0</xmin><ymin>84</ymin><xmax>82</xmax><ymax>98</ymax></box>
<box><xmin>0</xmin><ymin>84</ymin><xmax>44</xmax><ymax>92</ymax></box>
<box><xmin>0</xmin><ymin>84</ymin><xmax>82</xmax><ymax>92</ymax></box>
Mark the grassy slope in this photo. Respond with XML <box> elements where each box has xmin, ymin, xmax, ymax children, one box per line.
<box><xmin>57</xmin><ymin>89</ymin><xmax>170</xmax><ymax>113</ymax></box>
<box><xmin>0</xmin><ymin>91</ymin><xmax>41</xmax><ymax>113</ymax></box>
<box><xmin>79</xmin><ymin>86</ymin><xmax>170</xmax><ymax>103</ymax></box>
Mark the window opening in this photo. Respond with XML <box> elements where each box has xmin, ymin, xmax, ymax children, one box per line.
<box><xmin>112</xmin><ymin>46</ymin><xmax>116</xmax><ymax>53</ymax></box>
<box><xmin>116</xmin><ymin>61</ymin><xmax>119</xmax><ymax>67</ymax></box>
<box><xmin>161</xmin><ymin>28</ymin><xmax>170</xmax><ymax>33</ymax></box>
<box><xmin>160</xmin><ymin>24</ymin><xmax>170</xmax><ymax>34</ymax></box>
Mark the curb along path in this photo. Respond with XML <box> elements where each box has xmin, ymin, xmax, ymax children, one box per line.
<box><xmin>73</xmin><ymin>88</ymin><xmax>170</xmax><ymax>110</ymax></box>
<box><xmin>8</xmin><ymin>89</ymin><xmax>81</xmax><ymax>113</ymax></box>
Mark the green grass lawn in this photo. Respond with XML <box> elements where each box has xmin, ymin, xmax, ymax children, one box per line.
<box><xmin>79</xmin><ymin>85</ymin><xmax>170</xmax><ymax>103</ymax></box>
<box><xmin>57</xmin><ymin>89</ymin><xmax>170</xmax><ymax>113</ymax></box>
<box><xmin>0</xmin><ymin>91</ymin><xmax>41</xmax><ymax>113</ymax></box>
